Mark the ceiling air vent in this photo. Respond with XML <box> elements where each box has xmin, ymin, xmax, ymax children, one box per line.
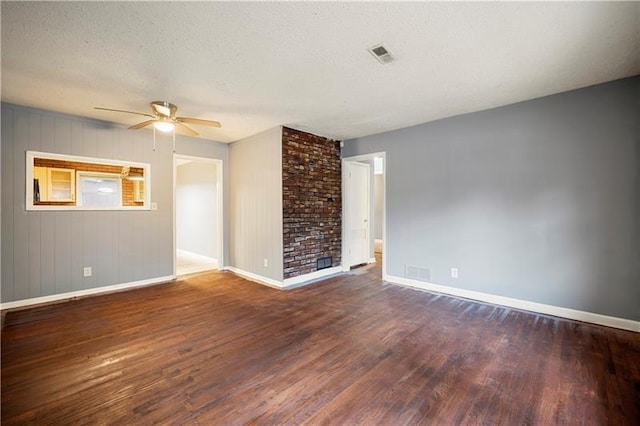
<box><xmin>368</xmin><ymin>43</ymin><xmax>394</xmax><ymax>64</ymax></box>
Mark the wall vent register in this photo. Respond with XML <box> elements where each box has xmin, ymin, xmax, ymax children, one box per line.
<box><xmin>368</xmin><ymin>43</ymin><xmax>394</xmax><ymax>64</ymax></box>
<box><xmin>317</xmin><ymin>257</ymin><xmax>333</xmax><ymax>271</ymax></box>
<box><xmin>405</xmin><ymin>265</ymin><xmax>431</xmax><ymax>282</ymax></box>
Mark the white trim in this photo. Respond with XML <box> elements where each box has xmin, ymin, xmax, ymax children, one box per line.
<box><xmin>225</xmin><ymin>267</ymin><xmax>284</xmax><ymax>289</ymax></box>
<box><xmin>27</xmin><ymin>150</ymin><xmax>149</xmax><ymax>168</ymax></box>
<box><xmin>342</xmin><ymin>152</ymin><xmax>386</xmax><ymax>279</ymax></box>
<box><xmin>226</xmin><ymin>266</ymin><xmax>343</xmax><ymax>291</ymax></box>
<box><xmin>0</xmin><ymin>275</ymin><xmax>175</xmax><ymax>311</ymax></box>
<box><xmin>282</xmin><ymin>266</ymin><xmax>343</xmax><ymax>289</ymax></box>
<box><xmin>173</xmin><ymin>155</ymin><xmax>224</xmax><ymax>277</ymax></box>
<box><xmin>386</xmin><ymin>275</ymin><xmax>640</xmax><ymax>333</ymax></box>
<box><xmin>26</xmin><ymin>150</ymin><xmax>151</xmax><ymax>211</ymax></box>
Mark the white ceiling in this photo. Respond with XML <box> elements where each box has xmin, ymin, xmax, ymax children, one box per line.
<box><xmin>2</xmin><ymin>2</ymin><xmax>639</xmax><ymax>143</ymax></box>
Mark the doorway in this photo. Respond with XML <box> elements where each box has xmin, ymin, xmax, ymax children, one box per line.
<box><xmin>174</xmin><ymin>155</ymin><xmax>223</xmax><ymax>276</ymax></box>
<box><xmin>342</xmin><ymin>153</ymin><xmax>386</xmax><ymax>278</ymax></box>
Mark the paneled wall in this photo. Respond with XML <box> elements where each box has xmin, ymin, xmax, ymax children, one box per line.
<box><xmin>282</xmin><ymin>127</ymin><xmax>341</xmax><ymax>279</ymax></box>
<box><xmin>229</xmin><ymin>127</ymin><xmax>283</xmax><ymax>281</ymax></box>
<box><xmin>1</xmin><ymin>103</ymin><xmax>228</xmax><ymax>303</ymax></box>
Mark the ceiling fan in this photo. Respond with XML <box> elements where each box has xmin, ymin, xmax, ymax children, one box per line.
<box><xmin>95</xmin><ymin>101</ymin><xmax>221</xmax><ymax>136</ymax></box>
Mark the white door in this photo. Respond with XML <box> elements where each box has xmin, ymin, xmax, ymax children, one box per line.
<box><xmin>347</xmin><ymin>162</ymin><xmax>370</xmax><ymax>267</ymax></box>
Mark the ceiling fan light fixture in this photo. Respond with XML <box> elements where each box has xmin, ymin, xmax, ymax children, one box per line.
<box><xmin>153</xmin><ymin>121</ymin><xmax>175</xmax><ymax>132</ymax></box>
<box><xmin>95</xmin><ymin>102</ymin><xmax>218</xmax><ymax>139</ymax></box>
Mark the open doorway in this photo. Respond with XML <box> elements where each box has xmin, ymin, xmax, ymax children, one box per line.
<box><xmin>342</xmin><ymin>152</ymin><xmax>386</xmax><ymax>279</ymax></box>
<box><xmin>174</xmin><ymin>155</ymin><xmax>223</xmax><ymax>276</ymax></box>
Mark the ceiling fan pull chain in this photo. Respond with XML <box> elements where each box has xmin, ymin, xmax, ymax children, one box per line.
<box><xmin>153</xmin><ymin>127</ymin><xmax>157</xmax><ymax>151</ymax></box>
<box><xmin>173</xmin><ymin>128</ymin><xmax>176</xmax><ymax>153</ymax></box>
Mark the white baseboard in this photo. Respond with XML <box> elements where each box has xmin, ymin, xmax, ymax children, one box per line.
<box><xmin>385</xmin><ymin>275</ymin><xmax>640</xmax><ymax>333</ymax></box>
<box><xmin>0</xmin><ymin>275</ymin><xmax>176</xmax><ymax>311</ymax></box>
<box><xmin>226</xmin><ymin>266</ymin><xmax>343</xmax><ymax>290</ymax></box>
<box><xmin>283</xmin><ymin>266</ymin><xmax>343</xmax><ymax>289</ymax></box>
<box><xmin>225</xmin><ymin>267</ymin><xmax>284</xmax><ymax>289</ymax></box>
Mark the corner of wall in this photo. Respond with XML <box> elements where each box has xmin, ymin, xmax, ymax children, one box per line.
<box><xmin>228</xmin><ymin>127</ymin><xmax>284</xmax><ymax>281</ymax></box>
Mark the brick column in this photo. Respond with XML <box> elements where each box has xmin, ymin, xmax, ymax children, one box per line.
<box><xmin>282</xmin><ymin>127</ymin><xmax>341</xmax><ymax>279</ymax></box>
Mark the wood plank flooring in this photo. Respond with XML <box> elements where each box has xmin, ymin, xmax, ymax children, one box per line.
<box><xmin>2</xmin><ymin>262</ymin><xmax>639</xmax><ymax>424</ymax></box>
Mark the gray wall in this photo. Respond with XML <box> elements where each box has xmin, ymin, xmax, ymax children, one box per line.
<box><xmin>343</xmin><ymin>76</ymin><xmax>640</xmax><ymax>321</ymax></box>
<box><xmin>229</xmin><ymin>126</ymin><xmax>283</xmax><ymax>281</ymax></box>
<box><xmin>176</xmin><ymin>161</ymin><xmax>218</xmax><ymax>259</ymax></box>
<box><xmin>1</xmin><ymin>103</ymin><xmax>228</xmax><ymax>303</ymax></box>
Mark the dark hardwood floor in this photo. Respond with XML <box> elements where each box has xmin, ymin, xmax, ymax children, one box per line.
<box><xmin>2</xmin><ymin>260</ymin><xmax>639</xmax><ymax>425</ymax></box>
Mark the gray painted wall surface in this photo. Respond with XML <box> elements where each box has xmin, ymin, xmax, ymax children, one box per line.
<box><xmin>229</xmin><ymin>126</ymin><xmax>283</xmax><ymax>281</ymax></box>
<box><xmin>1</xmin><ymin>103</ymin><xmax>228</xmax><ymax>303</ymax></box>
<box><xmin>343</xmin><ymin>76</ymin><xmax>640</xmax><ymax>321</ymax></box>
<box><xmin>176</xmin><ymin>161</ymin><xmax>218</xmax><ymax>259</ymax></box>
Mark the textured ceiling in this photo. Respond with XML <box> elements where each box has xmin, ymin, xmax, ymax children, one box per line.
<box><xmin>2</xmin><ymin>2</ymin><xmax>639</xmax><ymax>143</ymax></box>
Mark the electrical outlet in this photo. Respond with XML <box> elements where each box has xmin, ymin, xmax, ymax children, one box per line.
<box><xmin>83</xmin><ymin>267</ymin><xmax>92</xmax><ymax>278</ymax></box>
<box><xmin>451</xmin><ymin>267</ymin><xmax>458</xmax><ymax>279</ymax></box>
<box><xmin>264</xmin><ymin>258</ymin><xmax>269</xmax><ymax>268</ymax></box>
<box><xmin>151</xmin><ymin>202</ymin><xmax>158</xmax><ymax>210</ymax></box>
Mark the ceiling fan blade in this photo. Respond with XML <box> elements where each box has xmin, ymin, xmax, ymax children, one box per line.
<box><xmin>175</xmin><ymin>122</ymin><xmax>199</xmax><ymax>136</ymax></box>
<box><xmin>129</xmin><ymin>120</ymin><xmax>157</xmax><ymax>130</ymax></box>
<box><xmin>177</xmin><ymin>117</ymin><xmax>222</xmax><ymax>128</ymax></box>
<box><xmin>95</xmin><ymin>107</ymin><xmax>154</xmax><ymax>118</ymax></box>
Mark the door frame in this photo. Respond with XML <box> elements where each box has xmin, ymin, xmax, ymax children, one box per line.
<box><xmin>342</xmin><ymin>152</ymin><xmax>386</xmax><ymax>279</ymax></box>
<box><xmin>173</xmin><ymin>154</ymin><xmax>224</xmax><ymax>276</ymax></box>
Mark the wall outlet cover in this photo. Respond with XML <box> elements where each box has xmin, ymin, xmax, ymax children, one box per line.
<box><xmin>83</xmin><ymin>267</ymin><xmax>92</xmax><ymax>277</ymax></box>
